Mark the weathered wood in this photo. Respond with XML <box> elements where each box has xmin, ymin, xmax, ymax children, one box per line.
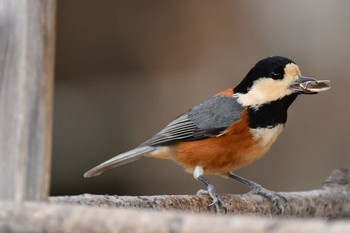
<box><xmin>0</xmin><ymin>170</ymin><xmax>348</xmax><ymax>232</ymax></box>
<box><xmin>51</xmin><ymin>169</ymin><xmax>350</xmax><ymax>218</ymax></box>
<box><xmin>0</xmin><ymin>0</ymin><xmax>56</xmax><ymax>200</ymax></box>
<box><xmin>0</xmin><ymin>201</ymin><xmax>350</xmax><ymax>233</ymax></box>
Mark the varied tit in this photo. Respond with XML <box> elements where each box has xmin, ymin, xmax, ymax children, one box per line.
<box><xmin>84</xmin><ymin>56</ymin><xmax>330</xmax><ymax>214</ymax></box>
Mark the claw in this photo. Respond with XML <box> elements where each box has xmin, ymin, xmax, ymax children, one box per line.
<box><xmin>209</xmin><ymin>197</ymin><xmax>227</xmax><ymax>214</ymax></box>
<box><xmin>196</xmin><ymin>185</ymin><xmax>227</xmax><ymax>214</ymax></box>
<box><xmin>251</xmin><ymin>185</ymin><xmax>285</xmax><ymax>215</ymax></box>
<box><xmin>196</xmin><ymin>189</ymin><xmax>209</xmax><ymax>196</ymax></box>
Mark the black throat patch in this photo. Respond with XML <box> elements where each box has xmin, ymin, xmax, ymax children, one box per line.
<box><xmin>248</xmin><ymin>94</ymin><xmax>298</xmax><ymax>129</ymax></box>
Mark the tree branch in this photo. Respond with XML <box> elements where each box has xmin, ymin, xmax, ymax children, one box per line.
<box><xmin>0</xmin><ymin>169</ymin><xmax>349</xmax><ymax>233</ymax></box>
<box><xmin>50</xmin><ymin>168</ymin><xmax>350</xmax><ymax>218</ymax></box>
<box><xmin>1</xmin><ymin>201</ymin><xmax>350</xmax><ymax>233</ymax></box>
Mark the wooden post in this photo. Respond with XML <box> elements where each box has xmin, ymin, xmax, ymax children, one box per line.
<box><xmin>0</xmin><ymin>0</ymin><xmax>56</xmax><ymax>201</ymax></box>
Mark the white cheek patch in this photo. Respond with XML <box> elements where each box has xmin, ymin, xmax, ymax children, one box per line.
<box><xmin>235</xmin><ymin>63</ymin><xmax>301</xmax><ymax>107</ymax></box>
<box><xmin>235</xmin><ymin>77</ymin><xmax>294</xmax><ymax>107</ymax></box>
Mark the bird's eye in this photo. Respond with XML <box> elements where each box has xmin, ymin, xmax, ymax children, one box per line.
<box><xmin>270</xmin><ymin>72</ymin><xmax>282</xmax><ymax>79</ymax></box>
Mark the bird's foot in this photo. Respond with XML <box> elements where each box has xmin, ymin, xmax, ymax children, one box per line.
<box><xmin>228</xmin><ymin>172</ymin><xmax>285</xmax><ymax>215</ymax></box>
<box><xmin>196</xmin><ymin>184</ymin><xmax>227</xmax><ymax>214</ymax></box>
<box><xmin>193</xmin><ymin>166</ymin><xmax>227</xmax><ymax>214</ymax></box>
<box><xmin>249</xmin><ymin>184</ymin><xmax>286</xmax><ymax>215</ymax></box>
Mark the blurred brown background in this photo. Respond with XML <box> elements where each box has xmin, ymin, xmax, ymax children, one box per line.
<box><xmin>52</xmin><ymin>0</ymin><xmax>349</xmax><ymax>196</ymax></box>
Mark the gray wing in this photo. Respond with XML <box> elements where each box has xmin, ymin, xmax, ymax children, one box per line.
<box><xmin>140</xmin><ymin>95</ymin><xmax>243</xmax><ymax>147</ymax></box>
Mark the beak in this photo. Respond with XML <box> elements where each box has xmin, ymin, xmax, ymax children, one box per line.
<box><xmin>289</xmin><ymin>76</ymin><xmax>331</xmax><ymax>94</ymax></box>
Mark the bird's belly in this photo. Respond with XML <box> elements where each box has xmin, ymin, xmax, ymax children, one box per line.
<box><xmin>174</xmin><ymin>123</ymin><xmax>284</xmax><ymax>175</ymax></box>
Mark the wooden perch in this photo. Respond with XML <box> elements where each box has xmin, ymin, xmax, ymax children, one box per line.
<box><xmin>0</xmin><ymin>169</ymin><xmax>349</xmax><ymax>233</ymax></box>
<box><xmin>50</xmin><ymin>168</ymin><xmax>350</xmax><ymax>218</ymax></box>
<box><xmin>1</xmin><ymin>201</ymin><xmax>350</xmax><ymax>233</ymax></box>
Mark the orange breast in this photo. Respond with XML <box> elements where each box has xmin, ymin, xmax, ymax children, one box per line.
<box><xmin>173</xmin><ymin>110</ymin><xmax>271</xmax><ymax>175</ymax></box>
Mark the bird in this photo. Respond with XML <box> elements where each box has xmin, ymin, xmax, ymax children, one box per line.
<box><xmin>84</xmin><ymin>56</ymin><xmax>330</xmax><ymax>214</ymax></box>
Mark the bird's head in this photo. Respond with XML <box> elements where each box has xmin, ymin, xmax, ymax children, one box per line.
<box><xmin>234</xmin><ymin>56</ymin><xmax>330</xmax><ymax>108</ymax></box>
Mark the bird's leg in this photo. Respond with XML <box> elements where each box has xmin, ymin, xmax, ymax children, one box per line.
<box><xmin>228</xmin><ymin>172</ymin><xmax>285</xmax><ymax>214</ymax></box>
<box><xmin>193</xmin><ymin>166</ymin><xmax>226</xmax><ymax>214</ymax></box>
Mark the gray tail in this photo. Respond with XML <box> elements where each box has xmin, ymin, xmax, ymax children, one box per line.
<box><xmin>84</xmin><ymin>146</ymin><xmax>156</xmax><ymax>178</ymax></box>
